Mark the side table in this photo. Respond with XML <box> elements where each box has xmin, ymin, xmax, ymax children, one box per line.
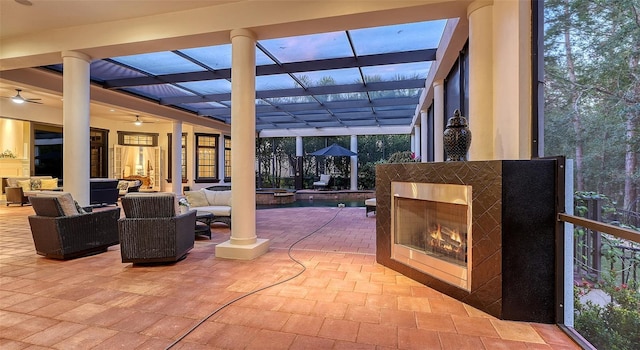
<box><xmin>195</xmin><ymin>211</ymin><xmax>214</xmax><ymax>239</ymax></box>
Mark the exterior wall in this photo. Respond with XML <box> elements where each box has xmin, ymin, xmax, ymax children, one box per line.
<box><xmin>0</xmin><ymin>108</ymin><xmax>227</xmax><ymax>192</ymax></box>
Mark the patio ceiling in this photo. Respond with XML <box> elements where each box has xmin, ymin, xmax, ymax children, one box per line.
<box><xmin>42</xmin><ymin>20</ymin><xmax>447</xmax><ymax>135</ymax></box>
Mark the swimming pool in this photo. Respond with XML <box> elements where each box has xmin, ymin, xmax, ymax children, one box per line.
<box><xmin>256</xmin><ymin>198</ymin><xmax>364</xmax><ymax>209</ymax></box>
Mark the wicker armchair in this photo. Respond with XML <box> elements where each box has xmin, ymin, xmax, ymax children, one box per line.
<box><xmin>28</xmin><ymin>195</ymin><xmax>120</xmax><ymax>259</ymax></box>
<box><xmin>118</xmin><ymin>193</ymin><xmax>196</xmax><ymax>264</ymax></box>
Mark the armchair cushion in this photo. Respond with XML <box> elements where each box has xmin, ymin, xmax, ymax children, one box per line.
<box><xmin>6</xmin><ymin>177</ymin><xmax>29</xmax><ymax>188</ymax></box>
<box><xmin>32</xmin><ymin>192</ymin><xmax>79</xmax><ymax>216</ymax></box>
<box><xmin>184</xmin><ymin>190</ymin><xmax>209</xmax><ymax>207</ymax></box>
<box><xmin>54</xmin><ymin>193</ymin><xmax>80</xmax><ymax>216</ymax></box>
<box><xmin>203</xmin><ymin>189</ymin><xmax>232</xmax><ymax>206</ymax></box>
<box><xmin>31</xmin><ymin>195</ymin><xmax>65</xmax><ymax>217</ymax></box>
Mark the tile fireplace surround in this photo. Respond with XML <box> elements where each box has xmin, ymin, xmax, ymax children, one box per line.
<box><xmin>375</xmin><ymin>160</ymin><xmax>561</xmax><ymax>324</ymax></box>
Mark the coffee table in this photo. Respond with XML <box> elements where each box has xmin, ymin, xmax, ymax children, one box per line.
<box><xmin>195</xmin><ymin>211</ymin><xmax>214</xmax><ymax>239</ymax></box>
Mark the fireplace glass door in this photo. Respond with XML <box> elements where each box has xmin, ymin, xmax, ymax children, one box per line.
<box><xmin>395</xmin><ymin>198</ymin><xmax>468</xmax><ymax>267</ymax></box>
<box><xmin>391</xmin><ymin>181</ymin><xmax>472</xmax><ymax>291</ymax></box>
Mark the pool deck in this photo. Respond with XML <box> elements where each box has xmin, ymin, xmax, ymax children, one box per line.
<box><xmin>295</xmin><ymin>189</ymin><xmax>375</xmax><ymax>201</ymax></box>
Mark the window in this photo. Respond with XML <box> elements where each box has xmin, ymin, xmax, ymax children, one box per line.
<box><xmin>168</xmin><ymin>133</ymin><xmax>187</xmax><ymax>183</ymax></box>
<box><xmin>195</xmin><ymin>133</ymin><xmax>218</xmax><ymax>182</ymax></box>
<box><xmin>90</xmin><ymin>129</ymin><xmax>108</xmax><ymax>178</ymax></box>
<box><xmin>224</xmin><ymin>136</ymin><xmax>231</xmax><ymax>181</ymax></box>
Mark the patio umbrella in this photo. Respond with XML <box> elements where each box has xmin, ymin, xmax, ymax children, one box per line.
<box><xmin>309</xmin><ymin>143</ymin><xmax>357</xmax><ymax>157</ymax></box>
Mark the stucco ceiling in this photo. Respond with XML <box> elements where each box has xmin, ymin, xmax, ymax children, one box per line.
<box><xmin>0</xmin><ymin>0</ymin><xmax>238</xmax><ymax>39</ymax></box>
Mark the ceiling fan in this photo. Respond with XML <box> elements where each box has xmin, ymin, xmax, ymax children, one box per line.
<box><xmin>3</xmin><ymin>89</ymin><xmax>42</xmax><ymax>104</ymax></box>
<box><xmin>130</xmin><ymin>115</ymin><xmax>154</xmax><ymax>126</ymax></box>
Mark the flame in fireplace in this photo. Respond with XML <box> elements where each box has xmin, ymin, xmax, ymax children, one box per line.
<box><xmin>428</xmin><ymin>224</ymin><xmax>465</xmax><ymax>257</ymax></box>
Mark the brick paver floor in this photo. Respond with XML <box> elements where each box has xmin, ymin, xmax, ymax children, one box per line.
<box><xmin>0</xmin><ymin>203</ymin><xmax>580</xmax><ymax>349</ymax></box>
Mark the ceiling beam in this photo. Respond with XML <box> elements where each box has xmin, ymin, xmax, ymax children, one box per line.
<box><xmin>199</xmin><ymin>97</ymin><xmax>418</xmax><ymax>116</ymax></box>
<box><xmin>163</xmin><ymin>79</ymin><xmax>424</xmax><ymax>105</ymax></box>
<box><xmin>101</xmin><ymin>49</ymin><xmax>436</xmax><ymax>89</ymax></box>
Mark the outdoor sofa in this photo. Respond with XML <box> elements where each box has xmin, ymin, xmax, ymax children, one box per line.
<box><xmin>183</xmin><ymin>189</ymin><xmax>231</xmax><ymax>227</ymax></box>
<box><xmin>5</xmin><ymin>176</ymin><xmax>59</xmax><ymax>206</ymax></box>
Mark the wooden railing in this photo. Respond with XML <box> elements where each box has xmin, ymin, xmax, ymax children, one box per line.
<box><xmin>559</xmin><ymin>213</ymin><xmax>640</xmax><ymax>245</ymax></box>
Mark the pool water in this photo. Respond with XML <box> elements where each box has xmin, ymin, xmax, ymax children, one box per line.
<box><xmin>257</xmin><ymin>199</ymin><xmax>364</xmax><ymax>209</ymax></box>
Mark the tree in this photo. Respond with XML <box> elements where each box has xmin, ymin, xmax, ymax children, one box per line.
<box><xmin>545</xmin><ymin>0</ymin><xmax>640</xmax><ymax>209</ymax></box>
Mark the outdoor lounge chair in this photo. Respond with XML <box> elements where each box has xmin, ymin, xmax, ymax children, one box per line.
<box><xmin>313</xmin><ymin>174</ymin><xmax>331</xmax><ymax>190</ymax></box>
<box><xmin>118</xmin><ymin>193</ymin><xmax>196</xmax><ymax>264</ymax></box>
<box><xmin>365</xmin><ymin>198</ymin><xmax>376</xmax><ymax>217</ymax></box>
<box><xmin>28</xmin><ymin>194</ymin><xmax>120</xmax><ymax>259</ymax></box>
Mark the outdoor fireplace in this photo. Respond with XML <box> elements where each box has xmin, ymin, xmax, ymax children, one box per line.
<box><xmin>391</xmin><ymin>182</ymin><xmax>472</xmax><ymax>291</ymax></box>
<box><xmin>376</xmin><ymin>160</ymin><xmax>559</xmax><ymax>323</ymax></box>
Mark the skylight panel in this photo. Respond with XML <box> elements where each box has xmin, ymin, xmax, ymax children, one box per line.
<box><xmin>112</xmin><ymin>52</ymin><xmax>205</xmax><ymax>75</ymax></box>
<box><xmin>314</xmin><ymin>92</ymin><xmax>368</xmax><ymax>103</ymax></box>
<box><xmin>256</xmin><ymin>49</ymin><xmax>277</xmax><ymax>66</ymax></box>
<box><xmin>177</xmin><ymin>80</ymin><xmax>231</xmax><ymax>95</ymax></box>
<box><xmin>264</xmin><ymin>95</ymin><xmax>316</xmax><ymax>104</ymax></box>
<box><xmin>350</xmin><ymin>20</ymin><xmax>446</xmax><ymax>55</ymax></box>
<box><xmin>181</xmin><ymin>101</ymin><xmax>227</xmax><ymax>109</ymax></box>
<box><xmin>259</xmin><ymin>31</ymin><xmax>351</xmax><ymax>63</ymax></box>
<box><xmin>362</xmin><ymin>62</ymin><xmax>431</xmax><ymax>82</ymax></box>
<box><xmin>124</xmin><ymin>84</ymin><xmax>193</xmax><ymax>99</ymax></box>
<box><xmin>293</xmin><ymin>68</ymin><xmax>362</xmax><ymax>87</ymax></box>
<box><xmin>256</xmin><ymin>74</ymin><xmax>300</xmax><ymax>90</ymax></box>
<box><xmin>369</xmin><ymin>88</ymin><xmax>422</xmax><ymax>99</ymax></box>
<box><xmin>331</xmin><ymin>107</ymin><xmax>371</xmax><ymax>114</ymax></box>
<box><xmin>179</xmin><ymin>45</ymin><xmax>232</xmax><ymax>70</ymax></box>
<box><xmin>374</xmin><ymin>105</ymin><xmax>417</xmax><ymax>112</ymax></box>
<box><xmin>91</xmin><ymin>60</ymin><xmax>146</xmax><ymax>80</ymax></box>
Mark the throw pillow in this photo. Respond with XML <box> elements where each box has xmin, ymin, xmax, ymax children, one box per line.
<box><xmin>117</xmin><ymin>181</ymin><xmax>129</xmax><ymax>191</ymax></box>
<box><xmin>30</xmin><ymin>179</ymin><xmax>42</xmax><ymax>190</ymax></box>
<box><xmin>17</xmin><ymin>179</ymin><xmax>31</xmax><ymax>192</ymax></box>
<box><xmin>40</xmin><ymin>178</ymin><xmax>58</xmax><ymax>190</ymax></box>
<box><xmin>55</xmin><ymin>193</ymin><xmax>79</xmax><ymax>216</ymax></box>
<box><xmin>185</xmin><ymin>190</ymin><xmax>209</xmax><ymax>207</ymax></box>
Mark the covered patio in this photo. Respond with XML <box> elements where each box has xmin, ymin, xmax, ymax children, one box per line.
<box><xmin>0</xmin><ymin>204</ymin><xmax>579</xmax><ymax>349</ymax></box>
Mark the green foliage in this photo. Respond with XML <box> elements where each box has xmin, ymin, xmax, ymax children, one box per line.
<box><xmin>575</xmin><ymin>274</ymin><xmax>640</xmax><ymax>350</ymax></box>
<box><xmin>387</xmin><ymin>151</ymin><xmax>420</xmax><ymax>163</ymax></box>
<box><xmin>574</xmin><ymin>191</ymin><xmax>618</xmax><ymax>217</ymax></box>
<box><xmin>544</xmin><ymin>0</ymin><xmax>640</xmax><ymax>207</ymax></box>
<box><xmin>254</xmin><ymin>135</ymin><xmax>410</xmax><ymax>190</ymax></box>
<box><xmin>358</xmin><ymin>160</ymin><xmax>386</xmax><ymax>190</ymax></box>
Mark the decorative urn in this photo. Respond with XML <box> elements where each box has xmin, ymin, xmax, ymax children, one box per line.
<box><xmin>443</xmin><ymin>109</ymin><xmax>472</xmax><ymax>161</ymax></box>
